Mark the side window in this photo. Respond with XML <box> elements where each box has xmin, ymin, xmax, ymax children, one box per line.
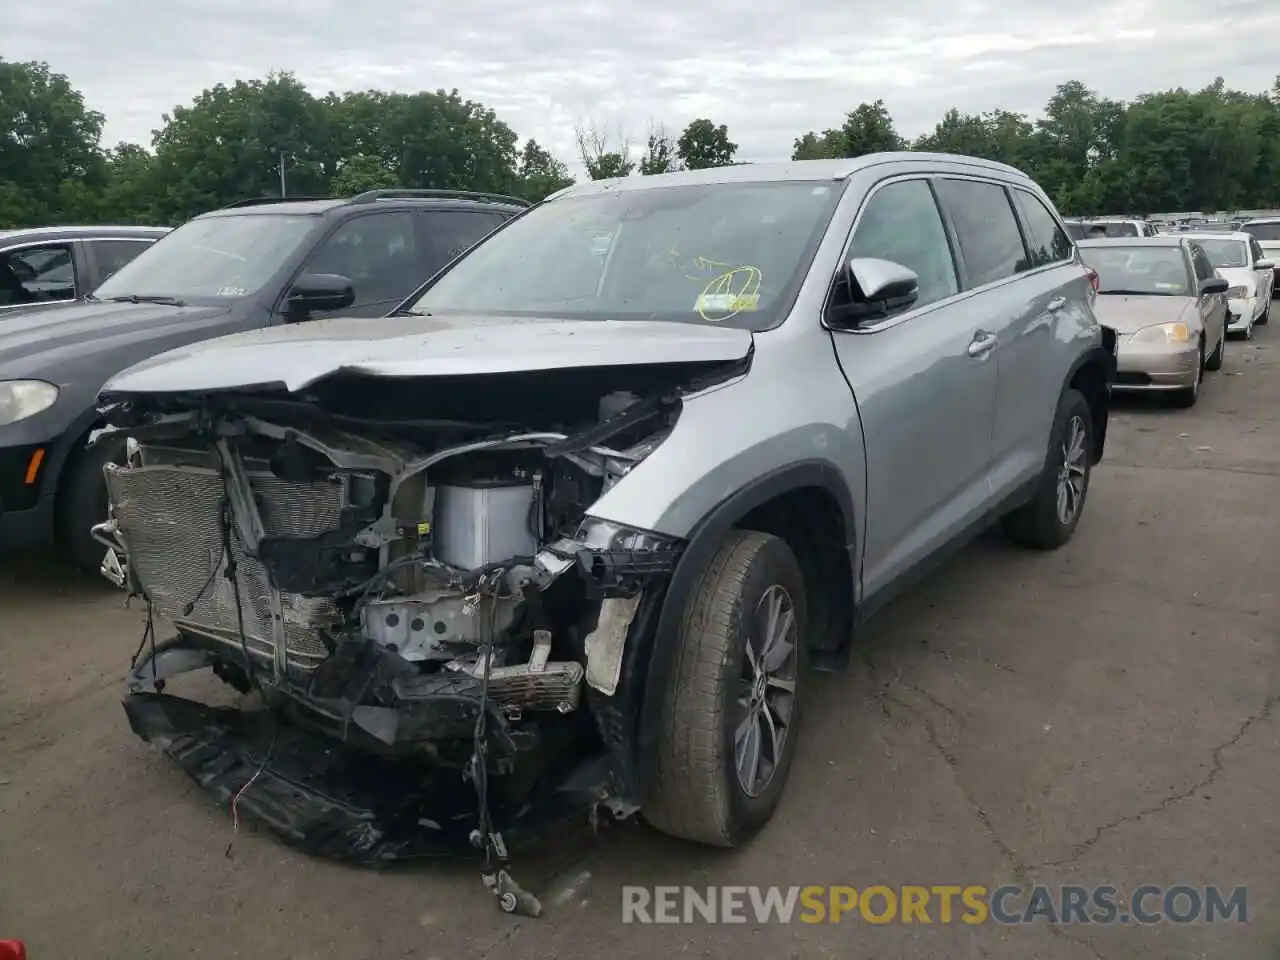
<box><xmin>1189</xmin><ymin>247</ymin><xmax>1212</xmax><ymax>282</ymax></box>
<box><xmin>844</xmin><ymin>179</ymin><xmax>958</xmax><ymax>311</ymax></box>
<box><xmin>302</xmin><ymin>212</ymin><xmax>421</xmax><ymax>307</ymax></box>
<box><xmin>87</xmin><ymin>239</ymin><xmax>153</xmax><ymax>285</ymax></box>
<box><xmin>933</xmin><ymin>179</ymin><xmax>1027</xmax><ymax>288</ymax></box>
<box><xmin>421</xmin><ymin>211</ymin><xmax>509</xmax><ymax>273</ymax></box>
<box><xmin>1011</xmin><ymin>190</ymin><xmax>1073</xmax><ymax>269</ymax></box>
<box><xmin>0</xmin><ymin>243</ymin><xmax>77</xmax><ymax>306</ymax></box>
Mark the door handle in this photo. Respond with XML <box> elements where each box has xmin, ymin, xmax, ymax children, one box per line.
<box><xmin>1046</xmin><ymin>296</ymin><xmax>1067</xmax><ymax>312</ymax></box>
<box><xmin>967</xmin><ymin>330</ymin><xmax>997</xmax><ymax>358</ymax></box>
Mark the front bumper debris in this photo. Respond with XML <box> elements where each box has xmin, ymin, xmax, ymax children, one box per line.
<box><xmin>124</xmin><ymin>634</ymin><xmax>614</xmax><ymax>867</ymax></box>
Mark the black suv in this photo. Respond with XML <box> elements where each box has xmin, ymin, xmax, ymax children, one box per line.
<box><xmin>0</xmin><ymin>189</ymin><xmax>528</xmax><ymax>571</ymax></box>
<box><xmin>1</xmin><ymin>225</ymin><xmax>170</xmax><ymax>314</ymax></box>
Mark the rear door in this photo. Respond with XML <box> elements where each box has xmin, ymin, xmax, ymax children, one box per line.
<box><xmin>826</xmin><ymin>176</ymin><xmax>997</xmax><ymax>599</ymax></box>
<box><xmin>932</xmin><ymin>177</ymin><xmax>1045</xmax><ymax>502</ymax></box>
<box><xmin>999</xmin><ymin>186</ymin><xmax>1086</xmax><ymax>495</ymax></box>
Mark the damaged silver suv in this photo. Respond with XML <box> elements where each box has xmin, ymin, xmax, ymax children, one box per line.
<box><xmin>95</xmin><ymin>154</ymin><xmax>1115</xmax><ymax>907</ymax></box>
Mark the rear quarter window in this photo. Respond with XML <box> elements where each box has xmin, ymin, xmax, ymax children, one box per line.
<box><xmin>1011</xmin><ymin>190</ymin><xmax>1073</xmax><ymax>268</ymax></box>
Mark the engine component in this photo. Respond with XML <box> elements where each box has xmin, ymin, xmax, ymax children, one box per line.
<box><xmin>361</xmin><ymin>587</ymin><xmax>522</xmax><ymax>660</ymax></box>
<box><xmin>433</xmin><ymin>479</ymin><xmax>538</xmax><ymax>570</ymax></box>
<box><xmin>447</xmin><ymin>630</ymin><xmax>584</xmax><ymax>714</ymax></box>
<box><xmin>104</xmin><ymin>458</ymin><xmax>348</xmax><ymax>668</ymax></box>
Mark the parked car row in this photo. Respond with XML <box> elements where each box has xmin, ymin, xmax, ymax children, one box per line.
<box><xmin>0</xmin><ymin>189</ymin><xmax>528</xmax><ymax>571</ymax></box>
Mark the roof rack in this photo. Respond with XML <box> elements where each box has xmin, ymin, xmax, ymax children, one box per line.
<box><xmin>347</xmin><ymin>188</ymin><xmax>531</xmax><ymax>208</ymax></box>
<box><xmin>221</xmin><ymin>195</ymin><xmax>335</xmax><ymax>208</ymax></box>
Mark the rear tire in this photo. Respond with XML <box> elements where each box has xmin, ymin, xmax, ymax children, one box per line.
<box><xmin>57</xmin><ymin>435</ymin><xmax>126</xmax><ymax>577</ymax></box>
<box><xmin>1002</xmin><ymin>388</ymin><xmax>1093</xmax><ymax>550</ymax></box>
<box><xmin>644</xmin><ymin>529</ymin><xmax>808</xmax><ymax>847</ymax></box>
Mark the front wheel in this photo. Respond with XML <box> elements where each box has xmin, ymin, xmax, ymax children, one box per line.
<box><xmin>1205</xmin><ymin>325</ymin><xmax>1225</xmax><ymax>371</ymax></box>
<box><xmin>57</xmin><ymin>435</ymin><xmax>126</xmax><ymax>577</ymax></box>
<box><xmin>1002</xmin><ymin>388</ymin><xmax>1093</xmax><ymax>550</ymax></box>
<box><xmin>644</xmin><ymin>529</ymin><xmax>807</xmax><ymax>847</ymax></box>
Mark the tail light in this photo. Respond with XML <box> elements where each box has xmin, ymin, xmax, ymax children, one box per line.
<box><xmin>1085</xmin><ymin>267</ymin><xmax>1100</xmax><ymax>293</ymax></box>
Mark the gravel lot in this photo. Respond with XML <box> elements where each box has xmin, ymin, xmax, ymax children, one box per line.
<box><xmin>2</xmin><ymin>328</ymin><xmax>1278</xmax><ymax>959</ymax></box>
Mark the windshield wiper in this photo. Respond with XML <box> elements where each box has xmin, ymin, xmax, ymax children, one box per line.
<box><xmin>1100</xmin><ymin>289</ymin><xmax>1178</xmax><ymax>296</ymax></box>
<box><xmin>106</xmin><ymin>294</ymin><xmax>187</xmax><ymax>306</ymax></box>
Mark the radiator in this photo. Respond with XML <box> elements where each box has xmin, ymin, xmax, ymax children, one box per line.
<box><xmin>104</xmin><ymin>461</ymin><xmax>347</xmax><ymax>668</ymax></box>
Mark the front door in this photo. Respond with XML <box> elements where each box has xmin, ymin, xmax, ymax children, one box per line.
<box><xmin>827</xmin><ymin>176</ymin><xmax>998</xmax><ymax>600</ymax></box>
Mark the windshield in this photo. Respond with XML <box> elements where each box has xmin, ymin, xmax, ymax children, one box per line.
<box><xmin>1191</xmin><ymin>239</ymin><xmax>1248</xmax><ymax>269</ymax></box>
<box><xmin>1243</xmin><ymin>223</ymin><xmax>1280</xmax><ymax>242</ymax></box>
<box><xmin>1085</xmin><ymin>222</ymin><xmax>1139</xmax><ymax>238</ymax></box>
<box><xmin>404</xmin><ymin>181</ymin><xmax>842</xmax><ymax>330</ymax></box>
<box><xmin>94</xmin><ymin>214</ymin><xmax>318</xmax><ymax>302</ymax></box>
<box><xmin>1079</xmin><ymin>245</ymin><xmax>1191</xmax><ymax>296</ymax></box>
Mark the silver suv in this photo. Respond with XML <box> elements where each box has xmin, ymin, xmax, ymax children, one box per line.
<box><xmin>93</xmin><ymin>154</ymin><xmax>1116</xmax><ymax>895</ymax></box>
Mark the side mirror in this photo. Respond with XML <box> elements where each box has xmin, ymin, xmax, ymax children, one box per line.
<box><xmin>1256</xmin><ymin>259</ymin><xmax>1275</xmax><ymax>271</ymax></box>
<box><xmin>1198</xmin><ymin>276</ymin><xmax>1229</xmax><ymax>296</ymax></box>
<box><xmin>286</xmin><ymin>273</ymin><xmax>355</xmax><ymax>317</ymax></box>
<box><xmin>836</xmin><ymin>257</ymin><xmax>919</xmax><ymax>324</ymax></box>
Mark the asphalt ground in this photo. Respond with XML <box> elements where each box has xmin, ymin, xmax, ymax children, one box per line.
<box><xmin>2</xmin><ymin>323</ymin><xmax>1277</xmax><ymax>959</ymax></box>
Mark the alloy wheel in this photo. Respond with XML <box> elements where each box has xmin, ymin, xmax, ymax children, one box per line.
<box><xmin>1056</xmin><ymin>415</ymin><xmax>1088</xmax><ymax>526</ymax></box>
<box><xmin>734</xmin><ymin>584</ymin><xmax>799</xmax><ymax>798</ymax></box>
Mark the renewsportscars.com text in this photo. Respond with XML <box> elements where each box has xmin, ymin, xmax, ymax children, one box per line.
<box><xmin>621</xmin><ymin>884</ymin><xmax>1247</xmax><ymax>925</ymax></box>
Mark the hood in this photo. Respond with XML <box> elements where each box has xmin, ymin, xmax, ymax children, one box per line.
<box><xmin>0</xmin><ymin>299</ymin><xmax>234</xmax><ymax>380</ymax></box>
<box><xmin>103</xmin><ymin>312</ymin><xmax>755</xmax><ymax>396</ymax></box>
<box><xmin>1090</xmin><ymin>295</ymin><xmax>1195</xmax><ymax>335</ymax></box>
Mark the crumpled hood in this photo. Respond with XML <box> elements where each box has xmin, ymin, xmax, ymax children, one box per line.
<box><xmin>1090</xmin><ymin>295</ymin><xmax>1195</xmax><ymax>335</ymax></box>
<box><xmin>0</xmin><ymin>299</ymin><xmax>235</xmax><ymax>382</ymax></box>
<box><xmin>103</xmin><ymin>312</ymin><xmax>755</xmax><ymax>395</ymax></box>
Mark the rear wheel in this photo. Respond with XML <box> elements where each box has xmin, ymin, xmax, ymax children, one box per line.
<box><xmin>57</xmin><ymin>435</ymin><xmax>126</xmax><ymax>577</ymax></box>
<box><xmin>1003</xmin><ymin>388</ymin><xmax>1093</xmax><ymax>550</ymax></box>
<box><xmin>644</xmin><ymin>530</ymin><xmax>807</xmax><ymax>847</ymax></box>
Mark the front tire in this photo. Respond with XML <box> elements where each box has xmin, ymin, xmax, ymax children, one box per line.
<box><xmin>57</xmin><ymin>435</ymin><xmax>126</xmax><ymax>577</ymax></box>
<box><xmin>1169</xmin><ymin>341</ymin><xmax>1203</xmax><ymax>409</ymax></box>
<box><xmin>1205</xmin><ymin>325</ymin><xmax>1225</xmax><ymax>371</ymax></box>
<box><xmin>1002</xmin><ymin>388</ymin><xmax>1093</xmax><ymax>550</ymax></box>
<box><xmin>644</xmin><ymin>530</ymin><xmax>808</xmax><ymax>847</ymax></box>
<box><xmin>1257</xmin><ymin>302</ymin><xmax>1269</xmax><ymax>326</ymax></box>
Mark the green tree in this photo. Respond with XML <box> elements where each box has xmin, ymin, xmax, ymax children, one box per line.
<box><xmin>515</xmin><ymin>139</ymin><xmax>574</xmax><ymax>200</ymax></box>
<box><xmin>575</xmin><ymin>124</ymin><xmax>635</xmax><ymax>180</ymax></box>
<box><xmin>148</xmin><ymin>72</ymin><xmax>332</xmax><ymax>222</ymax></box>
<box><xmin>676</xmin><ymin>118</ymin><xmax>737</xmax><ymax>169</ymax></box>
<box><xmin>792</xmin><ymin>100</ymin><xmax>903</xmax><ymax>160</ymax></box>
<box><xmin>99</xmin><ymin>144</ymin><xmax>162</xmax><ymax>222</ymax></box>
<box><xmin>0</xmin><ymin>59</ymin><xmax>106</xmax><ymax>226</ymax></box>
<box><xmin>329</xmin><ymin>154</ymin><xmax>399</xmax><ymax>196</ymax></box>
<box><xmin>639</xmin><ymin>124</ymin><xmax>680</xmax><ymax>175</ymax></box>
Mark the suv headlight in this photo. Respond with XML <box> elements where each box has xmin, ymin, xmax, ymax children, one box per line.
<box><xmin>0</xmin><ymin>380</ymin><xmax>60</xmax><ymax>427</ymax></box>
<box><xmin>1226</xmin><ymin>285</ymin><xmax>1250</xmax><ymax>299</ymax></box>
<box><xmin>1130</xmin><ymin>322</ymin><xmax>1192</xmax><ymax>346</ymax></box>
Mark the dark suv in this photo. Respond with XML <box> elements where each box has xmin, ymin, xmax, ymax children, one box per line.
<box><xmin>1</xmin><ymin>225</ymin><xmax>170</xmax><ymax>314</ymax></box>
<box><xmin>0</xmin><ymin>189</ymin><xmax>528</xmax><ymax>571</ymax></box>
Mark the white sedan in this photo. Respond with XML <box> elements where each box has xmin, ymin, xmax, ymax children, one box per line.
<box><xmin>1179</xmin><ymin>231</ymin><xmax>1274</xmax><ymax>339</ymax></box>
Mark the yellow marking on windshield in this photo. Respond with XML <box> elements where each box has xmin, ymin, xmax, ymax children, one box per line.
<box><xmin>696</xmin><ymin>266</ymin><xmax>762</xmax><ymax>321</ymax></box>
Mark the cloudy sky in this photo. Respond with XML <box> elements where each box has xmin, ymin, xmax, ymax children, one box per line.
<box><xmin>5</xmin><ymin>0</ymin><xmax>1278</xmax><ymax>172</ymax></box>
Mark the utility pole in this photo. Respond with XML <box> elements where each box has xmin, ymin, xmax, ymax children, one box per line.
<box><xmin>278</xmin><ymin>151</ymin><xmax>288</xmax><ymax>197</ymax></box>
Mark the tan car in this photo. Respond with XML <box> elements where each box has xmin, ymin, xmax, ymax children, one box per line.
<box><xmin>1077</xmin><ymin>237</ymin><xmax>1229</xmax><ymax>408</ymax></box>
